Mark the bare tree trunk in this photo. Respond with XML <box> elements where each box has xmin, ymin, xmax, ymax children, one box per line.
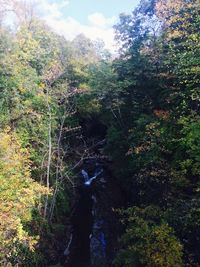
<box><xmin>48</xmin><ymin>98</ymin><xmax>76</xmax><ymax>221</ymax></box>
<box><xmin>44</xmin><ymin>86</ymin><xmax>52</xmax><ymax>218</ymax></box>
<box><xmin>49</xmin><ymin>113</ymin><xmax>65</xmax><ymax>221</ymax></box>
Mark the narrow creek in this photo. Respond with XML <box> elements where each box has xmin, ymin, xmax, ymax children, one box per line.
<box><xmin>63</xmin><ymin>159</ymin><xmax>122</xmax><ymax>267</ymax></box>
<box><xmin>63</xmin><ymin>159</ymin><xmax>108</xmax><ymax>267</ymax></box>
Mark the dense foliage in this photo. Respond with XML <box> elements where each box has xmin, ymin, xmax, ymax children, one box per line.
<box><xmin>76</xmin><ymin>0</ymin><xmax>200</xmax><ymax>266</ymax></box>
<box><xmin>106</xmin><ymin>0</ymin><xmax>199</xmax><ymax>265</ymax></box>
<box><xmin>0</xmin><ymin>6</ymin><xmax>105</xmax><ymax>264</ymax></box>
<box><xmin>0</xmin><ymin>0</ymin><xmax>199</xmax><ymax>266</ymax></box>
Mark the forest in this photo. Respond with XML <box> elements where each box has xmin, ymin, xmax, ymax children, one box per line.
<box><xmin>0</xmin><ymin>0</ymin><xmax>200</xmax><ymax>266</ymax></box>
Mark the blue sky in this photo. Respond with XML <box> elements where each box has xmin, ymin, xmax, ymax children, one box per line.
<box><xmin>17</xmin><ymin>0</ymin><xmax>140</xmax><ymax>51</ymax></box>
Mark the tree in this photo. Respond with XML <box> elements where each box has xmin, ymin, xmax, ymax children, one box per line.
<box><xmin>115</xmin><ymin>207</ymin><xmax>183</xmax><ymax>267</ymax></box>
<box><xmin>0</xmin><ymin>129</ymin><xmax>47</xmax><ymax>266</ymax></box>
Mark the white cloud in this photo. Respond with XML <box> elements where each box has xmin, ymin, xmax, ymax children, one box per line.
<box><xmin>88</xmin><ymin>12</ymin><xmax>116</xmax><ymax>28</ymax></box>
<box><xmin>4</xmin><ymin>0</ymin><xmax>69</xmax><ymax>23</ymax></box>
<box><xmin>33</xmin><ymin>0</ymin><xmax>69</xmax><ymax>19</ymax></box>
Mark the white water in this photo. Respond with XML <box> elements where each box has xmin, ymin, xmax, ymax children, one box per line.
<box><xmin>64</xmin><ymin>166</ymin><xmax>103</xmax><ymax>259</ymax></box>
<box><xmin>81</xmin><ymin>169</ymin><xmax>90</xmax><ymax>183</ymax></box>
<box><xmin>81</xmin><ymin>168</ymin><xmax>103</xmax><ymax>186</ymax></box>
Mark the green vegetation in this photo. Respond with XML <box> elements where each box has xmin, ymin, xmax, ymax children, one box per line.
<box><xmin>0</xmin><ymin>0</ymin><xmax>199</xmax><ymax>266</ymax></box>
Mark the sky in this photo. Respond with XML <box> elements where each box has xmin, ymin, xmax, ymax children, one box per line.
<box><xmin>31</xmin><ymin>0</ymin><xmax>140</xmax><ymax>51</ymax></box>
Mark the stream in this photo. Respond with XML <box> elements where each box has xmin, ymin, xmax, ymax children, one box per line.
<box><xmin>63</xmin><ymin>159</ymin><xmax>108</xmax><ymax>267</ymax></box>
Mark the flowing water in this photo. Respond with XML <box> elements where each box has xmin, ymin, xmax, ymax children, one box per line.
<box><xmin>63</xmin><ymin>160</ymin><xmax>107</xmax><ymax>267</ymax></box>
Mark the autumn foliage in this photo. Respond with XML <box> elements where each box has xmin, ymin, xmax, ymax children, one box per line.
<box><xmin>0</xmin><ymin>129</ymin><xmax>47</xmax><ymax>265</ymax></box>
